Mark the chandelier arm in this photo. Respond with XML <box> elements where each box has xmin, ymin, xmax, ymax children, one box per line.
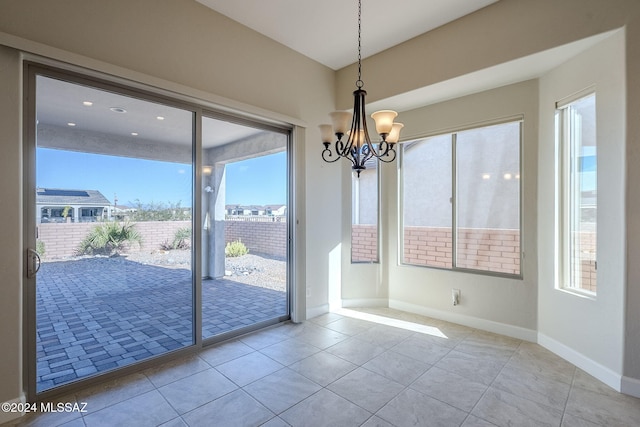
<box><xmin>335</xmin><ymin>138</ymin><xmax>348</xmax><ymax>157</ymax></box>
<box><xmin>377</xmin><ymin>145</ymin><xmax>397</xmax><ymax>163</ymax></box>
<box><xmin>321</xmin><ymin>144</ymin><xmax>341</xmax><ymax>163</ymax></box>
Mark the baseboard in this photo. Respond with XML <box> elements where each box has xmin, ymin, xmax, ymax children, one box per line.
<box><xmin>537</xmin><ymin>332</ymin><xmax>623</xmax><ymax>393</ymax></box>
<box><xmin>341</xmin><ymin>298</ymin><xmax>388</xmax><ymax>308</ymax></box>
<box><xmin>621</xmin><ymin>376</ymin><xmax>640</xmax><ymax>398</ymax></box>
<box><xmin>0</xmin><ymin>394</ymin><xmax>26</xmax><ymax>424</ymax></box>
<box><xmin>306</xmin><ymin>303</ymin><xmax>330</xmax><ymax>320</ymax></box>
<box><xmin>389</xmin><ymin>299</ymin><xmax>538</xmax><ymax>342</ymax></box>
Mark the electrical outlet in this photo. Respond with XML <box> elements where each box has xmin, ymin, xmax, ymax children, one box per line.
<box><xmin>452</xmin><ymin>289</ymin><xmax>460</xmax><ymax>306</ymax></box>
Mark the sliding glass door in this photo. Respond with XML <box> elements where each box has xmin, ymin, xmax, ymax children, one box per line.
<box><xmin>28</xmin><ymin>72</ymin><xmax>196</xmax><ymax>393</ymax></box>
<box><xmin>25</xmin><ymin>65</ymin><xmax>291</xmax><ymax>398</ymax></box>
<box><xmin>201</xmin><ymin>115</ymin><xmax>289</xmax><ymax>340</ymax></box>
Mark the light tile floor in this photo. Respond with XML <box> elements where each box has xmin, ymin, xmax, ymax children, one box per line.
<box><xmin>5</xmin><ymin>307</ymin><xmax>640</xmax><ymax>427</ymax></box>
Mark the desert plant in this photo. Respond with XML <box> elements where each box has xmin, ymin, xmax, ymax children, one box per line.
<box><xmin>225</xmin><ymin>239</ymin><xmax>249</xmax><ymax>257</ymax></box>
<box><xmin>36</xmin><ymin>240</ymin><xmax>46</xmax><ymax>258</ymax></box>
<box><xmin>172</xmin><ymin>227</ymin><xmax>192</xmax><ymax>249</ymax></box>
<box><xmin>77</xmin><ymin>221</ymin><xmax>142</xmax><ymax>256</ymax></box>
<box><xmin>160</xmin><ymin>227</ymin><xmax>192</xmax><ymax>250</ymax></box>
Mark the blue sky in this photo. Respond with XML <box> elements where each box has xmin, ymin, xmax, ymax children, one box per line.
<box><xmin>37</xmin><ymin>148</ymin><xmax>286</xmax><ymax>207</ymax></box>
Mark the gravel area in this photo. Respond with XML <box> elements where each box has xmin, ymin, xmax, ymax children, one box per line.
<box><xmin>124</xmin><ymin>250</ymin><xmax>286</xmax><ymax>291</ymax></box>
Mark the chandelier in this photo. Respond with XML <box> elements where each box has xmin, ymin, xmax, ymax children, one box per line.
<box><xmin>319</xmin><ymin>0</ymin><xmax>403</xmax><ymax>177</ymax></box>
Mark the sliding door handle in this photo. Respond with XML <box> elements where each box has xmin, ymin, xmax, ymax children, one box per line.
<box><xmin>27</xmin><ymin>248</ymin><xmax>41</xmax><ymax>278</ymax></box>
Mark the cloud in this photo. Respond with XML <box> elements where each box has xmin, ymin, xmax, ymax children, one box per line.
<box><xmin>177</xmin><ymin>169</ymin><xmax>186</xmax><ymax>174</ymax></box>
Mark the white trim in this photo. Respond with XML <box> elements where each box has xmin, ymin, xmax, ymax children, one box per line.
<box><xmin>621</xmin><ymin>376</ymin><xmax>640</xmax><ymax>398</ymax></box>
<box><xmin>0</xmin><ymin>394</ymin><xmax>26</xmax><ymax>424</ymax></box>
<box><xmin>555</xmin><ymin>85</ymin><xmax>596</xmax><ymax>109</ymax></box>
<box><xmin>537</xmin><ymin>333</ymin><xmax>622</xmax><ymax>393</ymax></box>
<box><xmin>389</xmin><ymin>299</ymin><xmax>537</xmax><ymax>342</ymax></box>
<box><xmin>342</xmin><ymin>298</ymin><xmax>388</xmax><ymax>308</ymax></box>
<box><xmin>306</xmin><ymin>304</ymin><xmax>330</xmax><ymax>320</ymax></box>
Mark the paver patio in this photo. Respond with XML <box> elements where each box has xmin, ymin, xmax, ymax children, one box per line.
<box><xmin>36</xmin><ymin>257</ymin><xmax>287</xmax><ymax>392</ymax></box>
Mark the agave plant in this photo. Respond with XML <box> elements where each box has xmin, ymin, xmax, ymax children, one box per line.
<box><xmin>77</xmin><ymin>221</ymin><xmax>142</xmax><ymax>256</ymax></box>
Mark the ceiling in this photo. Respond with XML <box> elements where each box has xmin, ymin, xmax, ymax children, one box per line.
<box><xmin>196</xmin><ymin>0</ymin><xmax>500</xmax><ymax>70</ymax></box>
<box><xmin>35</xmin><ymin>1</ymin><xmax>614</xmax><ymax>153</ymax></box>
<box><xmin>36</xmin><ymin>76</ymin><xmax>262</xmax><ymax>148</ymax></box>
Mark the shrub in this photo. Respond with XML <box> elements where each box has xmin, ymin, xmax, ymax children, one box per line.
<box><xmin>160</xmin><ymin>227</ymin><xmax>192</xmax><ymax>250</ymax></box>
<box><xmin>36</xmin><ymin>240</ymin><xmax>46</xmax><ymax>258</ymax></box>
<box><xmin>77</xmin><ymin>221</ymin><xmax>142</xmax><ymax>256</ymax></box>
<box><xmin>225</xmin><ymin>240</ymin><xmax>249</xmax><ymax>257</ymax></box>
<box><xmin>172</xmin><ymin>227</ymin><xmax>192</xmax><ymax>249</ymax></box>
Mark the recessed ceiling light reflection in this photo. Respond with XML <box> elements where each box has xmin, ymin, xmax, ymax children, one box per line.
<box><xmin>156</xmin><ymin>116</ymin><xmax>165</xmax><ymax>121</ymax></box>
<box><xmin>504</xmin><ymin>173</ymin><xmax>512</xmax><ymax>180</ymax></box>
<box><xmin>67</xmin><ymin>122</ymin><xmax>76</xmax><ymax>127</ymax></box>
<box><xmin>131</xmin><ymin>132</ymin><xmax>139</xmax><ymax>136</ymax></box>
<box><xmin>82</xmin><ymin>101</ymin><xmax>93</xmax><ymax>106</ymax></box>
<box><xmin>110</xmin><ymin>107</ymin><xmax>127</xmax><ymax>113</ymax></box>
<box><xmin>482</xmin><ymin>173</ymin><xmax>491</xmax><ymax>180</ymax></box>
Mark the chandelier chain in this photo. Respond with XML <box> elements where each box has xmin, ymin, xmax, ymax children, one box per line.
<box><xmin>356</xmin><ymin>0</ymin><xmax>363</xmax><ymax>88</ymax></box>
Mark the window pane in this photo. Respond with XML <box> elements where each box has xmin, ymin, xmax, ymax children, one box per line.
<box><xmin>34</xmin><ymin>75</ymin><xmax>195</xmax><ymax>392</ymax></box>
<box><xmin>352</xmin><ymin>161</ymin><xmax>378</xmax><ymax>263</ymax></box>
<box><xmin>201</xmin><ymin>116</ymin><xmax>289</xmax><ymax>339</ymax></box>
<box><xmin>455</xmin><ymin>122</ymin><xmax>521</xmax><ymax>275</ymax></box>
<box><xmin>568</xmin><ymin>94</ymin><xmax>597</xmax><ymax>292</ymax></box>
<box><xmin>402</xmin><ymin>135</ymin><xmax>453</xmax><ymax>268</ymax></box>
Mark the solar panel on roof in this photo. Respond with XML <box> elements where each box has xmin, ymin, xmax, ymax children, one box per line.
<box><xmin>37</xmin><ymin>189</ymin><xmax>90</xmax><ymax>197</ymax></box>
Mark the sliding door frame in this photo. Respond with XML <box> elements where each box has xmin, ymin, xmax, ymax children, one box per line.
<box><xmin>23</xmin><ymin>61</ymin><xmax>294</xmax><ymax>402</ymax></box>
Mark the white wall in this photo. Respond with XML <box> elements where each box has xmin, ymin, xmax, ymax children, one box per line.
<box><xmin>0</xmin><ymin>44</ymin><xmax>24</xmax><ymax>419</ymax></box>
<box><xmin>538</xmin><ymin>31</ymin><xmax>626</xmax><ymax>387</ymax></box>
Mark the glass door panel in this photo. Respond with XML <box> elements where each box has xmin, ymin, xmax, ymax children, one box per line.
<box><xmin>201</xmin><ymin>116</ymin><xmax>289</xmax><ymax>340</ymax></box>
<box><xmin>34</xmin><ymin>75</ymin><xmax>195</xmax><ymax>392</ymax></box>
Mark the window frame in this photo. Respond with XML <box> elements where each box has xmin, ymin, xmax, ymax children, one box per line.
<box><xmin>556</xmin><ymin>90</ymin><xmax>597</xmax><ymax>296</ymax></box>
<box><xmin>351</xmin><ymin>160</ymin><xmax>380</xmax><ymax>264</ymax></box>
<box><xmin>399</xmin><ymin>116</ymin><xmax>524</xmax><ymax>279</ymax></box>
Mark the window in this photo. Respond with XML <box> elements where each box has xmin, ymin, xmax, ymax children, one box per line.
<box><xmin>402</xmin><ymin>134</ymin><xmax>452</xmax><ymax>268</ymax></box>
<box><xmin>401</xmin><ymin>120</ymin><xmax>522</xmax><ymax>276</ymax></box>
<box><xmin>557</xmin><ymin>93</ymin><xmax>597</xmax><ymax>293</ymax></box>
<box><xmin>352</xmin><ymin>161</ymin><xmax>379</xmax><ymax>263</ymax></box>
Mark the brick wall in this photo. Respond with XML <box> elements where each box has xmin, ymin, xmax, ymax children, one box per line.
<box><xmin>352</xmin><ymin>225</ymin><xmax>378</xmax><ymax>262</ymax></box>
<box><xmin>225</xmin><ymin>220</ymin><xmax>287</xmax><ymax>258</ymax></box>
<box><xmin>37</xmin><ymin>220</ymin><xmax>288</xmax><ymax>260</ymax></box>
<box><xmin>403</xmin><ymin>226</ymin><xmax>521</xmax><ymax>274</ymax></box>
<box><xmin>38</xmin><ymin>221</ymin><xmax>191</xmax><ymax>259</ymax></box>
<box><xmin>38</xmin><ymin>222</ymin><xmax>95</xmax><ymax>259</ymax></box>
<box><xmin>38</xmin><ymin>221</ymin><xmax>596</xmax><ymax>291</ymax></box>
<box><xmin>574</xmin><ymin>231</ymin><xmax>597</xmax><ymax>292</ymax></box>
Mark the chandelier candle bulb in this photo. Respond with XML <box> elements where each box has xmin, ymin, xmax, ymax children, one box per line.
<box><xmin>371</xmin><ymin>110</ymin><xmax>398</xmax><ymax>135</ymax></box>
<box><xmin>353</xmin><ymin>129</ymin><xmax>365</xmax><ymax>148</ymax></box>
<box><xmin>319</xmin><ymin>124</ymin><xmax>334</xmax><ymax>143</ymax></box>
<box><xmin>329</xmin><ymin>111</ymin><xmax>352</xmax><ymax>136</ymax></box>
<box><xmin>386</xmin><ymin>123</ymin><xmax>404</xmax><ymax>144</ymax></box>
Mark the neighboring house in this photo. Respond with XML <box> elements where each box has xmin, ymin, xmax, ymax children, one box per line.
<box><xmin>112</xmin><ymin>204</ymin><xmax>137</xmax><ymax>220</ymax></box>
<box><xmin>36</xmin><ymin>188</ymin><xmax>112</xmax><ymax>223</ymax></box>
<box><xmin>226</xmin><ymin>204</ymin><xmax>286</xmax><ymax>216</ymax></box>
<box><xmin>264</xmin><ymin>205</ymin><xmax>287</xmax><ymax>216</ymax></box>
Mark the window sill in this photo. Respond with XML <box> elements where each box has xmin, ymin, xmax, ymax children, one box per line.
<box><xmin>556</xmin><ymin>286</ymin><xmax>597</xmax><ymax>300</ymax></box>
